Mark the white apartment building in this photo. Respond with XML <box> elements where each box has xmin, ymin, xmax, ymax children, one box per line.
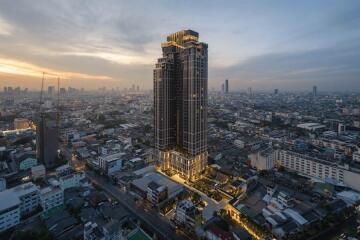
<box><xmin>146</xmin><ymin>181</ymin><xmax>167</xmax><ymax>205</ymax></box>
<box><xmin>55</xmin><ymin>164</ymin><xmax>72</xmax><ymax>177</ymax></box>
<box><xmin>31</xmin><ymin>164</ymin><xmax>46</xmax><ymax>180</ymax></box>
<box><xmin>277</xmin><ymin>191</ymin><xmax>294</xmax><ymax>208</ymax></box>
<box><xmin>249</xmin><ymin>147</ymin><xmax>276</xmax><ymax>171</ymax></box>
<box><xmin>175</xmin><ymin>200</ymin><xmax>196</xmax><ymax>227</ymax></box>
<box><xmin>98</xmin><ymin>152</ymin><xmax>124</xmax><ymax>175</ymax></box>
<box><xmin>84</xmin><ymin>222</ymin><xmax>105</xmax><ymax>240</ymax></box>
<box><xmin>0</xmin><ymin>192</ymin><xmax>20</xmax><ymax>232</ymax></box>
<box><xmin>277</xmin><ymin>150</ymin><xmax>344</xmax><ymax>183</ymax></box>
<box><xmin>40</xmin><ymin>186</ymin><xmax>64</xmax><ymax>212</ymax></box>
<box><xmin>233</xmin><ymin>139</ymin><xmax>245</xmax><ymax>149</ymax></box>
<box><xmin>59</xmin><ymin>171</ymin><xmax>86</xmax><ymax>190</ymax></box>
<box><xmin>353</xmin><ymin>150</ymin><xmax>360</xmax><ymax>162</ymax></box>
<box><xmin>9</xmin><ymin>182</ymin><xmax>40</xmax><ymax>216</ymax></box>
<box><xmin>277</xmin><ymin>150</ymin><xmax>360</xmax><ymax>191</ymax></box>
<box><xmin>0</xmin><ymin>178</ymin><xmax>6</xmax><ymax>192</ymax></box>
<box><xmin>311</xmin><ymin>138</ymin><xmax>354</xmax><ymax>154</ymax></box>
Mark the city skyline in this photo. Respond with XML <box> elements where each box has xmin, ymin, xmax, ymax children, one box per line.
<box><xmin>1</xmin><ymin>2</ymin><xmax>360</xmax><ymax>240</ymax></box>
<box><xmin>0</xmin><ymin>0</ymin><xmax>360</xmax><ymax>91</ymax></box>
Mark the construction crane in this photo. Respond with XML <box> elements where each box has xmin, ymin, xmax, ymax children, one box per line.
<box><xmin>56</xmin><ymin>76</ymin><xmax>61</xmax><ymax>129</ymax></box>
<box><xmin>38</xmin><ymin>72</ymin><xmax>61</xmax><ymax>117</ymax></box>
<box><xmin>38</xmin><ymin>72</ymin><xmax>45</xmax><ymax>113</ymax></box>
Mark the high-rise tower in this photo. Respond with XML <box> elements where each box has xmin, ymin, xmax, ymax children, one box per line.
<box><xmin>313</xmin><ymin>85</ymin><xmax>317</xmax><ymax>97</ymax></box>
<box><xmin>36</xmin><ymin>111</ymin><xmax>58</xmax><ymax>169</ymax></box>
<box><xmin>225</xmin><ymin>79</ymin><xmax>229</xmax><ymax>93</ymax></box>
<box><xmin>154</xmin><ymin>30</ymin><xmax>208</xmax><ymax>180</ymax></box>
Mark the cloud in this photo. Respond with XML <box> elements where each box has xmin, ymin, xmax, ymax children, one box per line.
<box><xmin>0</xmin><ymin>16</ymin><xmax>13</xmax><ymax>36</ymax></box>
<box><xmin>211</xmin><ymin>40</ymin><xmax>360</xmax><ymax>91</ymax></box>
<box><xmin>0</xmin><ymin>0</ymin><xmax>360</xmax><ymax>91</ymax></box>
<box><xmin>0</xmin><ymin>58</ymin><xmax>112</xmax><ymax>80</ymax></box>
<box><xmin>0</xmin><ymin>0</ymin><xmax>158</xmax><ymax>64</ymax></box>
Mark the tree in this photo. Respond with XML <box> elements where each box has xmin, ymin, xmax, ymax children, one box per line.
<box><xmin>191</xmin><ymin>192</ymin><xmax>202</xmax><ymax>204</ymax></box>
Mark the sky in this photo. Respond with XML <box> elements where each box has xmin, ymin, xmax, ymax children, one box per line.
<box><xmin>0</xmin><ymin>0</ymin><xmax>359</xmax><ymax>91</ymax></box>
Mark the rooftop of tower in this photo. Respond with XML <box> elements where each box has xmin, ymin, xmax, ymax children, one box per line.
<box><xmin>162</xmin><ymin>29</ymin><xmax>200</xmax><ymax>48</ymax></box>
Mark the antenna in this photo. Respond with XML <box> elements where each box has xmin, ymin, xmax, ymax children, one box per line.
<box><xmin>39</xmin><ymin>72</ymin><xmax>45</xmax><ymax>113</ymax></box>
<box><xmin>57</xmin><ymin>77</ymin><xmax>60</xmax><ymax>128</ymax></box>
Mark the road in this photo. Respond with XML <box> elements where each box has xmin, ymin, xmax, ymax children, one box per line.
<box><xmin>60</xmin><ymin>144</ymin><xmax>191</xmax><ymax>240</ymax></box>
<box><xmin>85</xmin><ymin>170</ymin><xmax>189</xmax><ymax>240</ymax></box>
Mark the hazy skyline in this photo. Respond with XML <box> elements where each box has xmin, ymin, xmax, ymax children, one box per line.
<box><xmin>0</xmin><ymin>0</ymin><xmax>359</xmax><ymax>91</ymax></box>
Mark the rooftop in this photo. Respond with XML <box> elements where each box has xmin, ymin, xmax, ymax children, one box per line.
<box><xmin>10</xmin><ymin>182</ymin><xmax>39</xmax><ymax>197</ymax></box>
<box><xmin>132</xmin><ymin>172</ymin><xmax>183</xmax><ymax>196</ymax></box>
<box><xmin>99</xmin><ymin>152</ymin><xmax>125</xmax><ymax>162</ymax></box>
<box><xmin>127</xmin><ymin>228</ymin><xmax>152</xmax><ymax>240</ymax></box>
<box><xmin>0</xmin><ymin>190</ymin><xmax>21</xmax><ymax>210</ymax></box>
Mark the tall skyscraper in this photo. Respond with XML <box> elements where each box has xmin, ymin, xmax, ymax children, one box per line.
<box><xmin>221</xmin><ymin>84</ymin><xmax>224</xmax><ymax>93</ymax></box>
<box><xmin>225</xmin><ymin>79</ymin><xmax>229</xmax><ymax>93</ymax></box>
<box><xmin>154</xmin><ymin>30</ymin><xmax>208</xmax><ymax>180</ymax></box>
<box><xmin>48</xmin><ymin>86</ymin><xmax>55</xmax><ymax>95</ymax></box>
<box><xmin>248</xmin><ymin>87</ymin><xmax>252</xmax><ymax>96</ymax></box>
<box><xmin>274</xmin><ymin>89</ymin><xmax>279</xmax><ymax>94</ymax></box>
<box><xmin>36</xmin><ymin>111</ymin><xmax>58</xmax><ymax>169</ymax></box>
<box><xmin>313</xmin><ymin>85</ymin><xmax>317</xmax><ymax>97</ymax></box>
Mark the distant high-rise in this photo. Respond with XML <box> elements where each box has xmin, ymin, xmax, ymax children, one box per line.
<box><xmin>225</xmin><ymin>79</ymin><xmax>229</xmax><ymax>93</ymax></box>
<box><xmin>59</xmin><ymin>88</ymin><xmax>66</xmax><ymax>95</ymax></box>
<box><xmin>154</xmin><ymin>29</ymin><xmax>208</xmax><ymax>180</ymax></box>
<box><xmin>313</xmin><ymin>86</ymin><xmax>317</xmax><ymax>97</ymax></box>
<box><xmin>48</xmin><ymin>86</ymin><xmax>55</xmax><ymax>95</ymax></box>
<box><xmin>221</xmin><ymin>84</ymin><xmax>224</xmax><ymax>93</ymax></box>
<box><xmin>274</xmin><ymin>89</ymin><xmax>279</xmax><ymax>94</ymax></box>
<box><xmin>36</xmin><ymin>112</ymin><xmax>58</xmax><ymax>169</ymax></box>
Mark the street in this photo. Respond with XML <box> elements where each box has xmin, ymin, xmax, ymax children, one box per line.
<box><xmin>85</xmin><ymin>170</ymin><xmax>190</xmax><ymax>240</ymax></box>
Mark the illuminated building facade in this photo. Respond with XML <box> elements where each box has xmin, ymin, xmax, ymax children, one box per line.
<box><xmin>154</xmin><ymin>30</ymin><xmax>208</xmax><ymax>180</ymax></box>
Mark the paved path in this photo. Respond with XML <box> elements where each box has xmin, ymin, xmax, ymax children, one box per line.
<box><xmin>161</xmin><ymin>173</ymin><xmax>228</xmax><ymax>221</ymax></box>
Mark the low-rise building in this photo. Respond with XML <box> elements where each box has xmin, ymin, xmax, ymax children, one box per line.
<box><xmin>56</xmin><ymin>164</ymin><xmax>73</xmax><ymax>177</ymax></box>
<box><xmin>59</xmin><ymin>171</ymin><xmax>86</xmax><ymax>190</ymax></box>
<box><xmin>130</xmin><ymin>172</ymin><xmax>183</xmax><ymax>203</ymax></box>
<box><xmin>277</xmin><ymin>191</ymin><xmax>294</xmax><ymax>208</ymax></box>
<box><xmin>8</xmin><ymin>182</ymin><xmax>40</xmax><ymax>216</ymax></box>
<box><xmin>0</xmin><ymin>178</ymin><xmax>6</xmax><ymax>192</ymax></box>
<box><xmin>19</xmin><ymin>157</ymin><xmax>38</xmax><ymax>171</ymax></box>
<box><xmin>234</xmin><ymin>139</ymin><xmax>245</xmax><ymax>149</ymax></box>
<box><xmin>0</xmin><ymin>191</ymin><xmax>21</xmax><ymax>232</ymax></box>
<box><xmin>296</xmin><ymin>123</ymin><xmax>325</xmax><ymax>132</ymax></box>
<box><xmin>40</xmin><ymin>186</ymin><xmax>64</xmax><ymax>212</ymax></box>
<box><xmin>31</xmin><ymin>164</ymin><xmax>46</xmax><ymax>180</ymax></box>
<box><xmin>84</xmin><ymin>222</ymin><xmax>105</xmax><ymax>240</ymax></box>
<box><xmin>249</xmin><ymin>147</ymin><xmax>276</xmax><ymax>171</ymax></box>
<box><xmin>175</xmin><ymin>200</ymin><xmax>197</xmax><ymax>228</ymax></box>
<box><xmin>147</xmin><ymin>181</ymin><xmax>167</xmax><ymax>205</ymax></box>
<box><xmin>353</xmin><ymin>150</ymin><xmax>360</xmax><ymax>162</ymax></box>
<box><xmin>98</xmin><ymin>152</ymin><xmax>124</xmax><ymax>175</ymax></box>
